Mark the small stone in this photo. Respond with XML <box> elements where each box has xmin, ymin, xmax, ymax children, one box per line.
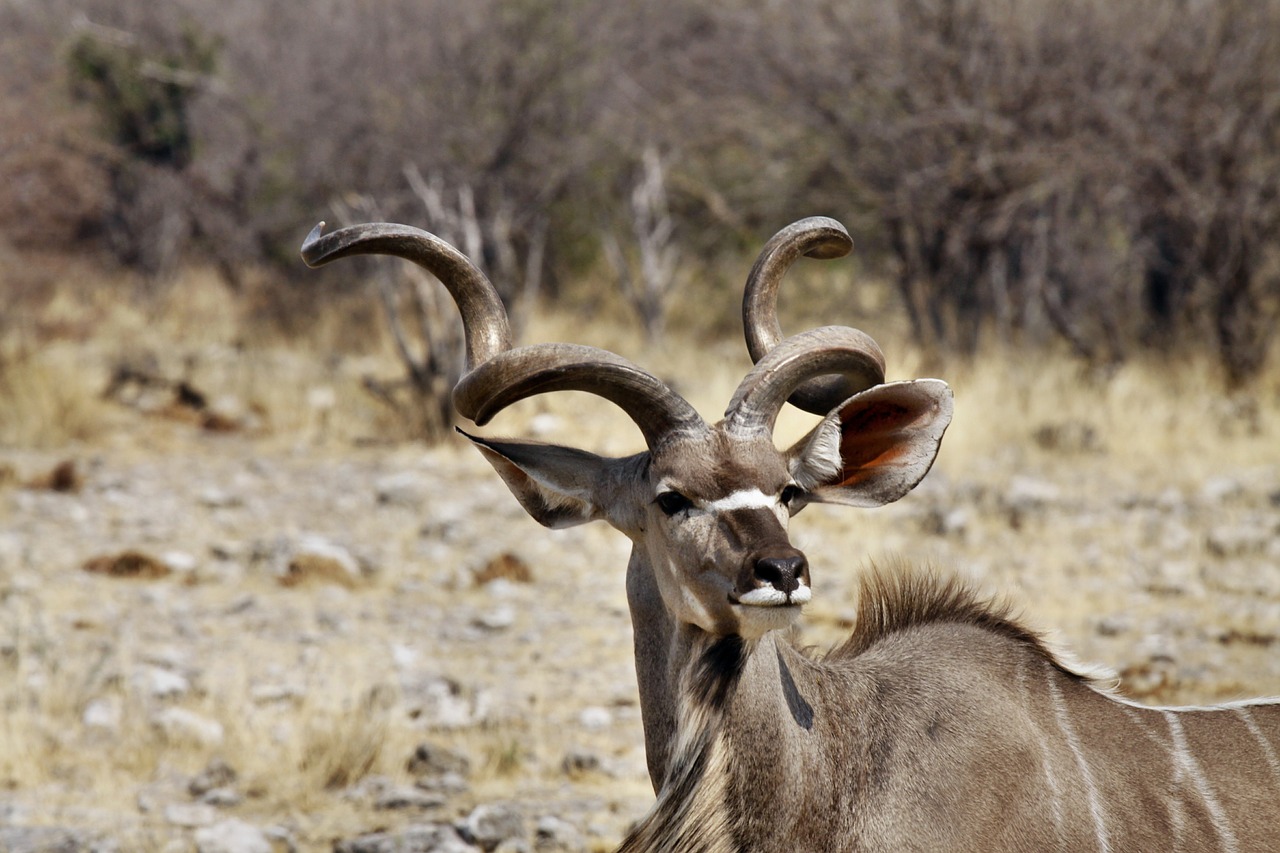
<box><xmin>335</xmin><ymin>825</ymin><xmax>480</xmax><ymax>853</ymax></box>
<box><xmin>199</xmin><ymin>488</ymin><xmax>243</xmax><ymax>509</ymax></box>
<box><xmin>528</xmin><ymin>413</ymin><xmax>562</xmax><ymax>436</ymax></box>
<box><xmin>473</xmin><ymin>552</ymin><xmax>534</xmax><ymax>585</ymax></box>
<box><xmin>460</xmin><ymin>803</ymin><xmax>526</xmax><ymax>852</ymax></box>
<box><xmin>250</xmin><ymin>683</ymin><xmax>305</xmax><ymax>704</ymax></box>
<box><xmin>1199</xmin><ymin>476</ymin><xmax>1243</xmax><ymax>504</ymax></box>
<box><xmin>135</xmin><ymin>665</ymin><xmax>191</xmax><ymax>699</ymax></box>
<box><xmin>374</xmin><ymin>786</ymin><xmax>448</xmax><ymax>811</ymax></box>
<box><xmin>83</xmin><ymin>696</ymin><xmax>122</xmax><ymax>731</ymax></box>
<box><xmin>415</xmin><ymin>770</ymin><xmax>469</xmax><ymax>795</ymax></box>
<box><xmin>279</xmin><ymin>536</ymin><xmax>363</xmax><ymax>588</ymax></box>
<box><xmin>578</xmin><ymin>706</ymin><xmax>612</xmax><ymax>730</ymax></box>
<box><xmin>200</xmin><ymin>787</ymin><xmax>243</xmax><ymax>808</ymax></box>
<box><xmin>1095</xmin><ymin>615</ymin><xmax>1131</xmax><ymax>637</ymax></box>
<box><xmin>189</xmin><ymin>758</ymin><xmax>238</xmax><ymax>796</ymax></box>
<box><xmin>153</xmin><ymin>707</ymin><xmax>225</xmax><ymax>747</ymax></box>
<box><xmin>1004</xmin><ymin>476</ymin><xmax>1060</xmax><ymax>511</ymax></box>
<box><xmin>407</xmin><ymin>742</ymin><xmax>472</xmax><ymax>778</ymax></box>
<box><xmin>560</xmin><ymin>748</ymin><xmax>601</xmax><ymax>778</ymax></box>
<box><xmin>194</xmin><ymin>818</ymin><xmax>272</xmax><ymax>853</ymax></box>
<box><xmin>28</xmin><ymin>459</ymin><xmax>83</xmax><ymax>493</ymax></box>
<box><xmin>376</xmin><ymin>472</ymin><xmax>428</xmax><ymax>508</ymax></box>
<box><xmin>165</xmin><ymin>802</ymin><xmax>218</xmax><ymax>828</ymax></box>
<box><xmin>494</xmin><ymin>840</ymin><xmax>531</xmax><ymax>853</ymax></box>
<box><xmin>162</xmin><ymin>550</ymin><xmax>199</xmax><ymax>575</ymax></box>
<box><xmin>83</xmin><ymin>550</ymin><xmax>172</xmax><ymax>580</ymax></box>
<box><xmin>535</xmin><ymin>816</ymin><xmax>585</xmax><ymax>852</ymax></box>
<box><xmin>0</xmin><ymin>827</ymin><xmax>82</xmax><ymax>853</ymax></box>
<box><xmin>474</xmin><ymin>606</ymin><xmax>516</xmax><ymax>631</ymax></box>
<box><xmin>1206</xmin><ymin>524</ymin><xmax>1271</xmax><ymax>558</ymax></box>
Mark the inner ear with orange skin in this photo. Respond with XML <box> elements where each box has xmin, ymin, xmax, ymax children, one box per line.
<box><xmin>794</xmin><ymin>379</ymin><xmax>953</xmax><ymax>509</ymax></box>
<box><xmin>837</xmin><ymin>399</ymin><xmax>930</xmax><ymax>488</ymax></box>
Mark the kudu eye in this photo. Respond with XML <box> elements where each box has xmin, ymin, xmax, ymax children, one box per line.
<box><xmin>780</xmin><ymin>485</ymin><xmax>802</xmax><ymax>507</ymax></box>
<box><xmin>656</xmin><ymin>491</ymin><xmax>694</xmax><ymax>516</ymax></box>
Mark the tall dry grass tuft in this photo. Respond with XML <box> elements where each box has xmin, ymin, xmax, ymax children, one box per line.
<box><xmin>0</xmin><ymin>342</ymin><xmax>126</xmax><ymax>448</ymax></box>
<box><xmin>297</xmin><ymin>685</ymin><xmax>394</xmax><ymax>791</ymax></box>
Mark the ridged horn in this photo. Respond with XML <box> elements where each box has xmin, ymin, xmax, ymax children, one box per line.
<box><xmin>454</xmin><ymin>344</ymin><xmax>705</xmax><ymax>447</ymax></box>
<box><xmin>301</xmin><ymin>221</ymin><xmax>705</xmax><ymax>445</ymax></box>
<box><xmin>742</xmin><ymin>217</ymin><xmax>885</xmax><ymax>414</ymax></box>
<box><xmin>302</xmin><ymin>221</ymin><xmax>511</xmax><ymax>375</ymax></box>
<box><xmin>725</xmin><ymin>327</ymin><xmax>886</xmax><ymax>436</ymax></box>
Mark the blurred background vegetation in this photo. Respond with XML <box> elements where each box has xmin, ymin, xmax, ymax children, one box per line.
<box><xmin>3</xmin><ymin>0</ymin><xmax>1279</xmax><ymax>428</ymax></box>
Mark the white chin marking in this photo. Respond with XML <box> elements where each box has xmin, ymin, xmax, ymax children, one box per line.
<box><xmin>736</xmin><ymin>602</ymin><xmax>803</xmax><ymax>639</ymax></box>
<box><xmin>736</xmin><ymin>584</ymin><xmax>812</xmax><ymax>607</ymax></box>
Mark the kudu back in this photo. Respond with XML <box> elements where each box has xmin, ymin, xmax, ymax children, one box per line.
<box><xmin>304</xmin><ymin>217</ymin><xmax>1280</xmax><ymax>852</ymax></box>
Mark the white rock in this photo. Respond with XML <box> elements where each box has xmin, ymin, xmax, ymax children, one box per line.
<box><xmin>391</xmin><ymin>643</ymin><xmax>419</xmax><ymax>669</ymax></box>
<box><xmin>250</xmin><ymin>683</ymin><xmax>305</xmax><ymax>704</ymax></box>
<box><xmin>578</xmin><ymin>706</ymin><xmax>612</xmax><ymax>731</ymax></box>
<box><xmin>291</xmin><ymin>534</ymin><xmax>362</xmax><ymax>581</ymax></box>
<box><xmin>461</xmin><ymin>803</ymin><xmax>526</xmax><ymax>852</ymax></box>
<box><xmin>536</xmin><ymin>816</ymin><xmax>585</xmax><ymax>852</ymax></box>
<box><xmin>307</xmin><ymin>385</ymin><xmax>336</xmax><ymax>411</ymax></box>
<box><xmin>165</xmin><ymin>802</ymin><xmax>218</xmax><ymax>828</ymax></box>
<box><xmin>475</xmin><ymin>606</ymin><xmax>516</xmax><ymax>631</ymax></box>
<box><xmin>528</xmin><ymin>413</ymin><xmax>563</xmax><ymax>436</ymax></box>
<box><xmin>375</xmin><ymin>472</ymin><xmax>428</xmax><ymax>508</ymax></box>
<box><xmin>199</xmin><ymin>488</ymin><xmax>242</xmax><ymax>509</ymax></box>
<box><xmin>1004</xmin><ymin>476</ymin><xmax>1060</xmax><ymax>511</ymax></box>
<box><xmin>153</xmin><ymin>707</ymin><xmax>225</xmax><ymax>747</ymax></box>
<box><xmin>194</xmin><ymin>818</ymin><xmax>272</xmax><ymax>853</ymax></box>
<box><xmin>134</xmin><ymin>665</ymin><xmax>190</xmax><ymax>699</ymax></box>
<box><xmin>83</xmin><ymin>697</ymin><xmax>122</xmax><ymax>731</ymax></box>
<box><xmin>1199</xmin><ymin>476</ymin><xmax>1243</xmax><ymax>504</ymax></box>
<box><xmin>161</xmin><ymin>550</ymin><xmax>198</xmax><ymax>574</ymax></box>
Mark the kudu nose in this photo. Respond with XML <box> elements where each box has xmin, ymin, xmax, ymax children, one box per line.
<box><xmin>753</xmin><ymin>554</ymin><xmax>808</xmax><ymax>594</ymax></box>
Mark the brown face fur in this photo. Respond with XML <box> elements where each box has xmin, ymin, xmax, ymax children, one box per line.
<box><xmin>639</xmin><ymin>428</ymin><xmax>809</xmax><ymax>639</ymax></box>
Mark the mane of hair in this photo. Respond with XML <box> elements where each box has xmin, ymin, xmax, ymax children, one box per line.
<box><xmin>829</xmin><ymin>559</ymin><xmax>1105</xmax><ymax>684</ymax></box>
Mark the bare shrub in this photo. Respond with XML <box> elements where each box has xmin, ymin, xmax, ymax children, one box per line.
<box><xmin>5</xmin><ymin>0</ymin><xmax>1279</xmax><ymax>386</ymax></box>
<box><xmin>602</xmin><ymin>145</ymin><xmax>682</xmax><ymax>345</ymax></box>
<box><xmin>0</xmin><ymin>8</ymin><xmax>110</xmax><ymax>252</ymax></box>
<box><xmin>1115</xmin><ymin>0</ymin><xmax>1280</xmax><ymax>384</ymax></box>
<box><xmin>714</xmin><ymin>0</ymin><xmax>1280</xmax><ymax>380</ymax></box>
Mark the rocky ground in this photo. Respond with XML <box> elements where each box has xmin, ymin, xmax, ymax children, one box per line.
<box><xmin>1</xmin><ymin>394</ymin><xmax>1279</xmax><ymax>852</ymax></box>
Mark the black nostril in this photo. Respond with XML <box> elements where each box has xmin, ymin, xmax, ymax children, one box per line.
<box><xmin>754</xmin><ymin>555</ymin><xmax>806</xmax><ymax>594</ymax></box>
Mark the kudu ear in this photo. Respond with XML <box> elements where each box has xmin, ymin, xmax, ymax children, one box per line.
<box><xmin>785</xmin><ymin>379</ymin><xmax>953</xmax><ymax>509</ymax></box>
<box><xmin>458</xmin><ymin>429</ymin><xmax>610</xmax><ymax>529</ymax></box>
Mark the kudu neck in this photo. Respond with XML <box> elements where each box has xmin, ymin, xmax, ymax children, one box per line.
<box><xmin>625</xmin><ymin>545</ymin><xmax>825</xmax><ymax>791</ymax></box>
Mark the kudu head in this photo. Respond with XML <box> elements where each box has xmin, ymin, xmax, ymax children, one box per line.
<box><xmin>302</xmin><ymin>217</ymin><xmax>952</xmax><ymax>641</ymax></box>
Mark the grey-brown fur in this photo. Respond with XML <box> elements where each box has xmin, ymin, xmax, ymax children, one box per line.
<box><xmin>622</xmin><ymin>563</ymin><xmax>1280</xmax><ymax>851</ymax></box>
<box><xmin>304</xmin><ymin>216</ymin><xmax>1280</xmax><ymax>853</ymax></box>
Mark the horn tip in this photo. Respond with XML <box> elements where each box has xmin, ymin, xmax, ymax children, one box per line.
<box><xmin>300</xmin><ymin>221</ymin><xmax>328</xmax><ymax>267</ymax></box>
<box><xmin>801</xmin><ymin>217</ymin><xmax>853</xmax><ymax>260</ymax></box>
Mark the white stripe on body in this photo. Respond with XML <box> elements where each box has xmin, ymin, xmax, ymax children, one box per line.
<box><xmin>1047</xmin><ymin>670</ymin><xmax>1112</xmax><ymax>853</ymax></box>
<box><xmin>1236</xmin><ymin>707</ymin><xmax>1280</xmax><ymax>785</ymax></box>
<box><xmin>1015</xmin><ymin>657</ymin><xmax>1068</xmax><ymax>850</ymax></box>
<box><xmin>1121</xmin><ymin>707</ymin><xmax>1185</xmax><ymax>852</ymax></box>
<box><xmin>1164</xmin><ymin>711</ymin><xmax>1240</xmax><ymax>853</ymax></box>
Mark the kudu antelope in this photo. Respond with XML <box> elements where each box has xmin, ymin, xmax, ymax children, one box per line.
<box><xmin>304</xmin><ymin>217</ymin><xmax>1280</xmax><ymax>852</ymax></box>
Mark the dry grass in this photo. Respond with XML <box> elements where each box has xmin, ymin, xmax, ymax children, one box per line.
<box><xmin>2</xmin><ymin>259</ymin><xmax>1279</xmax><ymax>849</ymax></box>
